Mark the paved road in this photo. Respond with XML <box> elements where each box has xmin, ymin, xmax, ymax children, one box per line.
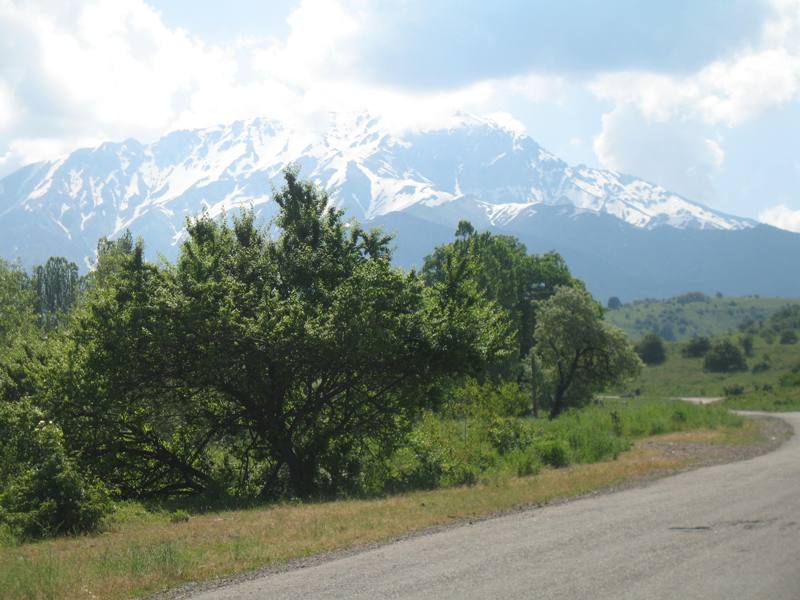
<box><xmin>192</xmin><ymin>412</ymin><xmax>800</xmax><ymax>600</ymax></box>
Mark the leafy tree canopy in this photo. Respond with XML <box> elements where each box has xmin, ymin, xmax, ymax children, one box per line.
<box><xmin>422</xmin><ymin>220</ymin><xmax>575</xmax><ymax>373</ymax></box>
<box><xmin>53</xmin><ymin>169</ymin><xmax>511</xmax><ymax>499</ymax></box>
<box><xmin>532</xmin><ymin>286</ymin><xmax>641</xmax><ymax>418</ymax></box>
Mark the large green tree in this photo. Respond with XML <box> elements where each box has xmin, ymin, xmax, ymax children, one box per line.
<box><xmin>422</xmin><ymin>220</ymin><xmax>574</xmax><ymax>373</ymax></box>
<box><xmin>54</xmin><ymin>170</ymin><xmax>509</xmax><ymax>498</ymax></box>
<box><xmin>532</xmin><ymin>286</ymin><xmax>641</xmax><ymax>418</ymax></box>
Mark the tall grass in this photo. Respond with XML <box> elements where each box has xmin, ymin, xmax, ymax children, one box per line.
<box><xmin>364</xmin><ymin>398</ymin><xmax>742</xmax><ymax>494</ymax></box>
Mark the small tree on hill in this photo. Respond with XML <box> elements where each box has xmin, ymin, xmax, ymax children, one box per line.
<box><xmin>703</xmin><ymin>340</ymin><xmax>747</xmax><ymax>373</ymax></box>
<box><xmin>635</xmin><ymin>332</ymin><xmax>666</xmax><ymax>365</ymax></box>
<box><xmin>607</xmin><ymin>296</ymin><xmax>622</xmax><ymax>310</ymax></box>
<box><xmin>532</xmin><ymin>286</ymin><xmax>642</xmax><ymax>418</ymax></box>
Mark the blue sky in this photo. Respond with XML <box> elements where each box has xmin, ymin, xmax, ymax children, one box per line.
<box><xmin>1</xmin><ymin>0</ymin><xmax>799</xmax><ymax>230</ymax></box>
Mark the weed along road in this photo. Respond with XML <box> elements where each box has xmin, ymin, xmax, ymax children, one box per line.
<box><xmin>190</xmin><ymin>413</ymin><xmax>800</xmax><ymax>600</ymax></box>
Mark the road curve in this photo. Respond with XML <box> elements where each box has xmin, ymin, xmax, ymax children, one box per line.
<box><xmin>191</xmin><ymin>412</ymin><xmax>800</xmax><ymax>600</ymax></box>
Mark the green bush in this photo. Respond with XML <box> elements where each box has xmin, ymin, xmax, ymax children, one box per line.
<box><xmin>0</xmin><ymin>402</ymin><xmax>111</xmax><ymax>540</ymax></box>
<box><xmin>723</xmin><ymin>384</ymin><xmax>745</xmax><ymax>397</ymax></box>
<box><xmin>534</xmin><ymin>438</ymin><xmax>572</xmax><ymax>468</ymax></box>
<box><xmin>780</xmin><ymin>330</ymin><xmax>798</xmax><ymax>345</ymax></box>
<box><xmin>682</xmin><ymin>336</ymin><xmax>711</xmax><ymax>358</ymax></box>
<box><xmin>703</xmin><ymin>340</ymin><xmax>748</xmax><ymax>373</ymax></box>
<box><xmin>635</xmin><ymin>333</ymin><xmax>666</xmax><ymax>365</ymax></box>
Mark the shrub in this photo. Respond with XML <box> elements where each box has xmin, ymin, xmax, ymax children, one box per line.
<box><xmin>780</xmin><ymin>330</ymin><xmax>798</xmax><ymax>345</ymax></box>
<box><xmin>682</xmin><ymin>336</ymin><xmax>711</xmax><ymax>358</ymax></box>
<box><xmin>703</xmin><ymin>340</ymin><xmax>748</xmax><ymax>373</ymax></box>
<box><xmin>0</xmin><ymin>407</ymin><xmax>111</xmax><ymax>540</ymax></box>
<box><xmin>607</xmin><ymin>296</ymin><xmax>622</xmax><ymax>310</ymax></box>
<box><xmin>723</xmin><ymin>384</ymin><xmax>745</xmax><ymax>397</ymax></box>
<box><xmin>635</xmin><ymin>333</ymin><xmax>666</xmax><ymax>365</ymax></box>
<box><xmin>534</xmin><ymin>438</ymin><xmax>572</xmax><ymax>468</ymax></box>
<box><xmin>446</xmin><ymin>379</ymin><xmax>529</xmax><ymax>419</ymax></box>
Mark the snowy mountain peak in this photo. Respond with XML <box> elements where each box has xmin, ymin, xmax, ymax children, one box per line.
<box><xmin>0</xmin><ymin>111</ymin><xmax>755</xmax><ymax>269</ymax></box>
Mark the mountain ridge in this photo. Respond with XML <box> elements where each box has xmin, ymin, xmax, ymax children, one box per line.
<box><xmin>1</xmin><ymin>111</ymin><xmax>795</xmax><ymax>300</ymax></box>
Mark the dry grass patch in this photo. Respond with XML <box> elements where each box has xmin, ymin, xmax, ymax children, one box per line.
<box><xmin>649</xmin><ymin>420</ymin><xmax>764</xmax><ymax>445</ymax></box>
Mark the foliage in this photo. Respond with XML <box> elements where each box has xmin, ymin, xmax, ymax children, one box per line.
<box><xmin>31</xmin><ymin>257</ymin><xmax>80</xmax><ymax>329</ymax></box>
<box><xmin>723</xmin><ymin>384</ymin><xmax>745</xmax><ymax>396</ymax></box>
<box><xmin>780</xmin><ymin>329</ymin><xmax>798</xmax><ymax>345</ymax></box>
<box><xmin>703</xmin><ymin>340</ymin><xmax>748</xmax><ymax>373</ymax></box>
<box><xmin>361</xmin><ymin>397</ymin><xmax>740</xmax><ymax>494</ymax></box>
<box><xmin>423</xmin><ymin>221</ymin><xmax>574</xmax><ymax>374</ymax></box>
<box><xmin>739</xmin><ymin>334</ymin><xmax>754</xmax><ymax>357</ymax></box>
<box><xmin>0</xmin><ymin>401</ymin><xmax>110</xmax><ymax>539</ymax></box>
<box><xmin>532</xmin><ymin>286</ymin><xmax>642</xmax><ymax>418</ymax></box>
<box><xmin>635</xmin><ymin>332</ymin><xmax>667</xmax><ymax>365</ymax></box>
<box><xmin>682</xmin><ymin>336</ymin><xmax>711</xmax><ymax>358</ymax></box>
<box><xmin>52</xmin><ymin>170</ymin><xmax>510</xmax><ymax>499</ymax></box>
<box><xmin>0</xmin><ymin>260</ymin><xmax>44</xmax><ymax>403</ymax></box>
<box><xmin>442</xmin><ymin>378</ymin><xmax>529</xmax><ymax>419</ymax></box>
<box><xmin>607</xmin><ymin>296</ymin><xmax>622</xmax><ymax>310</ymax></box>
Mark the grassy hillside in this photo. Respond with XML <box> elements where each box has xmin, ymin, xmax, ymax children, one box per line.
<box><xmin>618</xmin><ymin>330</ymin><xmax>800</xmax><ymax>412</ymax></box>
<box><xmin>606</xmin><ymin>293</ymin><xmax>800</xmax><ymax>341</ymax></box>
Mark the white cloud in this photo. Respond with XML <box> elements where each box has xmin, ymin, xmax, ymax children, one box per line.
<box><xmin>589</xmin><ymin>1</ymin><xmax>800</xmax><ymax>127</ymax></box>
<box><xmin>593</xmin><ymin>105</ymin><xmax>725</xmax><ymax>202</ymax></box>
<box><xmin>0</xmin><ymin>82</ymin><xmax>15</xmax><ymax>131</ymax></box>
<box><xmin>0</xmin><ymin>0</ymin><xmax>567</xmax><ymax>175</ymax></box>
<box><xmin>759</xmin><ymin>203</ymin><xmax>800</xmax><ymax>232</ymax></box>
<box><xmin>587</xmin><ymin>0</ymin><xmax>800</xmax><ymax>210</ymax></box>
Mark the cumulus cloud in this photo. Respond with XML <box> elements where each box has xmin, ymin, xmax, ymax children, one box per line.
<box><xmin>587</xmin><ymin>0</ymin><xmax>800</xmax><ymax>207</ymax></box>
<box><xmin>590</xmin><ymin>48</ymin><xmax>800</xmax><ymax>127</ymax></box>
<box><xmin>0</xmin><ymin>0</ymin><xmax>567</xmax><ymax>175</ymax></box>
<box><xmin>593</xmin><ymin>105</ymin><xmax>725</xmax><ymax>202</ymax></box>
<box><xmin>759</xmin><ymin>203</ymin><xmax>800</xmax><ymax>232</ymax></box>
<box><xmin>589</xmin><ymin>0</ymin><xmax>800</xmax><ymax>127</ymax></box>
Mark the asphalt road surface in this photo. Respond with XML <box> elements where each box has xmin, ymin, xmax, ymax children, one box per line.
<box><xmin>191</xmin><ymin>412</ymin><xmax>800</xmax><ymax>600</ymax></box>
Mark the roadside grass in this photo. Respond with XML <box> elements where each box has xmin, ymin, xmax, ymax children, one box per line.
<box><xmin>620</xmin><ymin>337</ymin><xmax>800</xmax><ymax>398</ymax></box>
<box><xmin>652</xmin><ymin>418</ymin><xmax>765</xmax><ymax>446</ymax></box>
<box><xmin>0</xmin><ymin>398</ymin><xmax>746</xmax><ymax>600</ymax></box>
<box><xmin>723</xmin><ymin>386</ymin><xmax>800</xmax><ymax>413</ymax></box>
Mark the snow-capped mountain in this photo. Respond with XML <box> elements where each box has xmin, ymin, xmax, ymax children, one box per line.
<box><xmin>2</xmin><ymin>111</ymin><xmax>797</xmax><ymax>300</ymax></box>
<box><xmin>0</xmin><ymin>112</ymin><xmax>752</xmax><ymax>266</ymax></box>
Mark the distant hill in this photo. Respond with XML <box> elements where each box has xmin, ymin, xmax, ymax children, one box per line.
<box><xmin>605</xmin><ymin>294</ymin><xmax>800</xmax><ymax>341</ymax></box>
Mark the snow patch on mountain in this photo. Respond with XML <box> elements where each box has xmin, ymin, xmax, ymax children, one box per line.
<box><xmin>0</xmin><ymin>111</ymin><xmax>755</xmax><ymax>268</ymax></box>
